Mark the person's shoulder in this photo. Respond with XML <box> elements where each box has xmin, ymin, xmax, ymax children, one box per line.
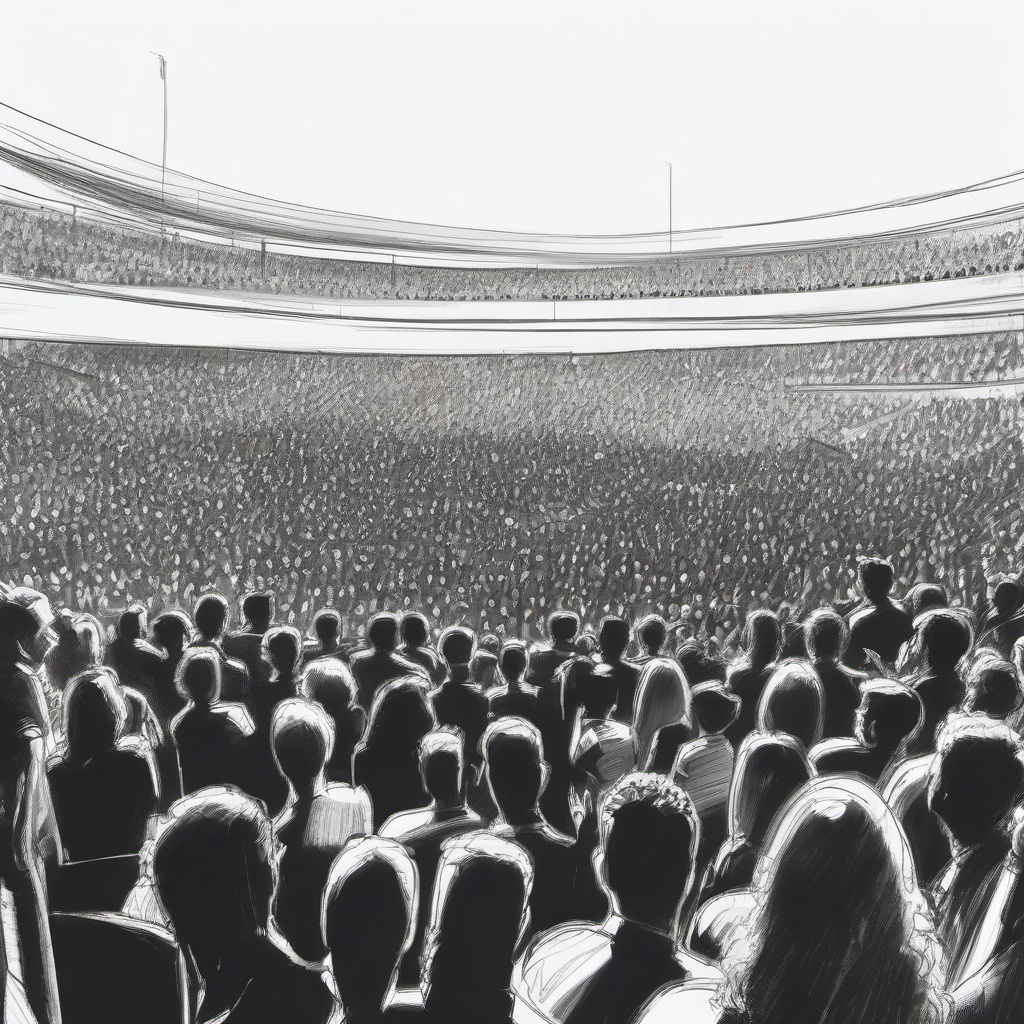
<box><xmin>539</xmin><ymin>822</ymin><xmax>575</xmax><ymax>848</ymax></box>
<box><xmin>809</xmin><ymin>737</ymin><xmax>861</xmax><ymax>769</ymax></box>
<box><xmin>216</xmin><ymin>701</ymin><xmax>256</xmax><ymax>735</ymax></box>
<box><xmin>379</xmin><ymin>806</ymin><xmax>432</xmax><ymax>839</ymax></box>
<box><xmin>520</xmin><ymin>920</ymin><xmax>610</xmax><ymax>975</ymax></box>
<box><xmin>634</xmin><ymin>979</ymin><xmax>728</xmax><ymax>1024</ymax></box>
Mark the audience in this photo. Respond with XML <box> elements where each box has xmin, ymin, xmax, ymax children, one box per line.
<box><xmin>300</xmin><ymin>658</ymin><xmax>365</xmax><ymax>784</ymax></box>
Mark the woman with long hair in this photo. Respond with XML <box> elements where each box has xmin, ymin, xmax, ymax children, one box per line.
<box><xmin>632</xmin><ymin>657</ymin><xmax>693</xmax><ymax>772</ymax></box>
<box><xmin>724</xmin><ymin>611</ymin><xmax>782</xmax><ymax>748</ymax></box>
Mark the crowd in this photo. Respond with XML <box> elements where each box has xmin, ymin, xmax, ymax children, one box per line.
<box><xmin>3</xmin><ymin>199</ymin><xmax>1024</xmax><ymax>301</ymax></box>
<box><xmin>3</xmin><ymin>550</ymin><xmax>1024</xmax><ymax>1023</ymax></box>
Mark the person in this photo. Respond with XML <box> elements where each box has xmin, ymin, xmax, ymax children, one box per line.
<box><xmin>905</xmin><ymin>609</ymin><xmax>973</xmax><ymax>756</ymax></box>
<box><xmin>487</xmin><ymin>640</ymin><xmax>544</xmax><ymax>728</ymax></box>
<box><xmin>633</xmin><ymin>614</ymin><xmax>668</xmax><ymax>666</ymax></box>
<box><xmin>527</xmin><ymin>611</ymin><xmax>579</xmax><ymax>690</ymax></box>
<box><xmin>302</xmin><ymin>608</ymin><xmax>350</xmax><ymax>666</ymax></box>
<box><xmin>272</xmin><ymin>698</ymin><xmax>372</xmax><ymax>963</ymax></box>
<box><xmin>431</xmin><ymin>626</ymin><xmax>489</xmax><ymax>774</ymax></box>
<box><xmin>355</xmin><ymin>676</ymin><xmax>437</xmax><ymax>825</ymax></box>
<box><xmin>928</xmin><ymin>716</ymin><xmax>1024</xmax><ymax>989</ymax></box>
<box><xmin>723</xmin><ymin>610</ymin><xmax>781</xmax><ymax>748</ymax></box>
<box><xmin>151</xmin><ymin>610</ymin><xmax>194</xmax><ymax>725</ymax></box>
<box><xmin>471</xmin><ymin>633</ymin><xmax>501</xmax><ymax>691</ymax></box>
<box><xmin>632</xmin><ymin>657</ymin><xmax>692</xmax><ymax>773</ymax></box>
<box><xmin>421</xmin><ymin>831</ymin><xmax>533</xmax><ymax>1024</ymax></box>
<box><xmin>300</xmin><ymin>658</ymin><xmax>365</xmax><ymax>784</ymax></box>
<box><xmin>698</xmin><ymin>732</ymin><xmax>813</xmax><ymax>905</ymax></box>
<box><xmin>44</xmin><ymin>608</ymin><xmax>89</xmax><ymax>692</ymax></box>
<box><xmin>351</xmin><ymin>612</ymin><xmax>428</xmax><ymax>710</ymax></box>
<box><xmin>962</xmin><ymin>657</ymin><xmax>1023</xmax><ymax>722</ymax></box>
<box><xmin>514</xmin><ymin>773</ymin><xmax>721</xmax><ymax>1024</ymax></box>
<box><xmin>570</xmin><ymin>662</ymin><xmax>634</xmax><ymax>812</ymax></box>
<box><xmin>672</xmin><ymin>682</ymin><xmax>740</xmax><ymax>876</ymax></box>
<box><xmin>48</xmin><ymin>671</ymin><xmax>158</xmax><ymax>861</ymax></box>
<box><xmin>104</xmin><ymin>605</ymin><xmax>167</xmax><ymax>724</ymax></box>
<box><xmin>223</xmin><ymin>590</ymin><xmax>276</xmax><ymax>689</ymax></box>
<box><xmin>152</xmin><ymin>787</ymin><xmax>334</xmax><ymax>1024</ymax></box>
<box><xmin>322</xmin><ymin>836</ymin><xmax>423</xmax><ymax>1023</ymax></box>
<box><xmin>379</xmin><ymin>728</ymin><xmax>481</xmax><ymax>985</ymax></box>
<box><xmin>189</xmin><ymin>592</ymin><xmax>250</xmax><ymax>703</ymax></box>
<box><xmin>810</xmin><ymin>679</ymin><xmax>923</xmax><ymax>783</ymax></box>
<box><xmin>656</xmin><ymin>778</ymin><xmax>949</xmax><ymax>1024</ymax></box>
<box><xmin>398</xmin><ymin>612</ymin><xmax>445</xmax><ymax>684</ymax></box>
<box><xmin>482</xmin><ymin>716</ymin><xmax>575</xmax><ymax>937</ymax></box>
<box><xmin>804</xmin><ymin>608</ymin><xmax>864</xmax><ymax>739</ymax></box>
<box><xmin>598</xmin><ymin>616</ymin><xmax>641</xmax><ymax>726</ymax></box>
<box><xmin>170</xmin><ymin>647</ymin><xmax>255</xmax><ymax>795</ymax></box>
<box><xmin>754</xmin><ymin>660</ymin><xmax>825</xmax><ymax>750</ymax></box>
<box><xmin>976</xmin><ymin>579</ymin><xmax>1024</xmax><ymax>659</ymax></box>
<box><xmin>847</xmin><ymin>556</ymin><xmax>915</xmax><ymax>669</ymax></box>
<box><xmin>0</xmin><ymin>586</ymin><xmax>64</xmax><ymax>1024</ymax></box>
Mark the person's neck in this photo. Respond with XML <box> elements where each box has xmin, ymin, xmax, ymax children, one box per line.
<box><xmin>601</xmin><ymin>652</ymin><xmax>624</xmax><ymax>665</ymax></box>
<box><xmin>447</xmin><ymin>666</ymin><xmax>471</xmax><ymax>684</ymax></box>
<box><xmin>432</xmin><ymin>794</ymin><xmax>466</xmax><ymax>814</ymax></box>
<box><xmin>293</xmin><ymin>775</ymin><xmax>329</xmax><ymax>803</ymax></box>
<box><xmin>553</xmin><ymin>640</ymin><xmax>575</xmax><ymax>652</ymax></box>
<box><xmin>501</xmin><ymin>805</ymin><xmax>544</xmax><ymax>828</ymax></box>
<box><xmin>320</xmin><ymin>637</ymin><xmax>338</xmax><ymax>653</ymax></box>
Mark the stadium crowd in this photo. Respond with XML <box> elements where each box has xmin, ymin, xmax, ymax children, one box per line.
<box><xmin>3</xmin><ymin>199</ymin><xmax>1024</xmax><ymax>301</ymax></box>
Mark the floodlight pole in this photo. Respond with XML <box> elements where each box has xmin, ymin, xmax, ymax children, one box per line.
<box><xmin>668</xmin><ymin>161</ymin><xmax>673</xmax><ymax>254</ymax></box>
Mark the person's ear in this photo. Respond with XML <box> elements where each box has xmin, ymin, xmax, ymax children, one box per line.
<box><xmin>539</xmin><ymin>760</ymin><xmax>550</xmax><ymax>795</ymax></box>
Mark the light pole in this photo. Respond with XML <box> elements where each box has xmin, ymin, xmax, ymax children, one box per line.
<box><xmin>667</xmin><ymin>161</ymin><xmax>673</xmax><ymax>254</ymax></box>
<box><xmin>153</xmin><ymin>53</ymin><xmax>168</xmax><ymax>219</ymax></box>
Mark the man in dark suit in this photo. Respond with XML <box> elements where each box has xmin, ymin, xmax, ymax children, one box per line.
<box><xmin>846</xmin><ymin>557</ymin><xmax>914</xmax><ymax>669</ymax></box>
<box><xmin>350</xmin><ymin>612</ymin><xmax>427</xmax><ymax>710</ymax></box>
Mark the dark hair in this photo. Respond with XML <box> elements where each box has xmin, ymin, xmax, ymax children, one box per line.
<box><xmin>918</xmin><ymin>609</ymin><xmax>973</xmax><ymax>669</ymax></box>
<box><xmin>263</xmin><ymin>625</ymin><xmax>302</xmax><ymax>674</ymax></box>
<box><xmin>804</xmin><ymin>609</ymin><xmax>848</xmax><ymax>662</ymax></box>
<box><xmin>483</xmin><ymin>717</ymin><xmax>544</xmax><ymax>815</ymax></box>
<box><xmin>500</xmin><ymin>640</ymin><xmax>527</xmax><ymax>681</ymax></box>
<box><xmin>193</xmin><ymin>593</ymin><xmax>228</xmax><ymax>638</ymax></box>
<box><xmin>861</xmin><ymin>680</ymin><xmax>922</xmax><ymax>745</ymax></box>
<box><xmin>272</xmin><ymin>698</ymin><xmax>334</xmax><ymax>785</ymax></box>
<box><xmin>993</xmin><ymin>579</ymin><xmax>1023</xmax><ymax>617</ymax></box>
<box><xmin>400</xmin><ymin>612</ymin><xmax>430</xmax><ymax>648</ymax></box>
<box><xmin>152</xmin><ymin>611</ymin><xmax>193</xmax><ymax>646</ymax></box>
<box><xmin>966</xmin><ymin>660</ymin><xmax>1024</xmax><ymax>718</ymax></box>
<box><xmin>757</xmin><ymin>661</ymin><xmax>825</xmax><ymax>749</ymax></box>
<box><xmin>906</xmin><ymin>583</ymin><xmax>948</xmax><ymax>619</ymax></box>
<box><xmin>599</xmin><ymin>616</ymin><xmax>630</xmax><ymax>658</ymax></box>
<box><xmin>176</xmin><ymin>648</ymin><xmax>222</xmax><ymax>705</ymax></box>
<box><xmin>440</xmin><ymin>626</ymin><xmax>475</xmax><ymax>667</ymax></box>
<box><xmin>859</xmin><ymin>557</ymin><xmax>895</xmax><ymax>600</ymax></box>
<box><xmin>742</xmin><ymin>610</ymin><xmax>782</xmax><ymax>667</ymax></box>
<box><xmin>692</xmin><ymin>681</ymin><xmax>741</xmax><ymax>734</ymax></box>
<box><xmin>242</xmin><ymin>592</ymin><xmax>273</xmax><ymax>625</ymax></box>
<box><xmin>549</xmin><ymin>611</ymin><xmax>580</xmax><ymax>643</ymax></box>
<box><xmin>367</xmin><ymin>612</ymin><xmax>400</xmax><ymax>651</ymax></box>
<box><xmin>313</xmin><ymin>609</ymin><xmax>340</xmax><ymax>643</ymax></box>
<box><xmin>637</xmin><ymin>614</ymin><xmax>668</xmax><ymax>654</ymax></box>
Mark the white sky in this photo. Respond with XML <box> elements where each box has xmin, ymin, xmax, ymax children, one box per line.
<box><xmin>1</xmin><ymin>0</ymin><xmax>1022</xmax><ymax>235</ymax></box>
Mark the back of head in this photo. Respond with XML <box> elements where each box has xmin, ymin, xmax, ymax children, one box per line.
<box><xmin>637</xmin><ymin>614</ymin><xmax>668</xmax><ymax>655</ymax></box>
<box><xmin>263</xmin><ymin>625</ymin><xmax>302</xmax><ymax>675</ymax></box>
<box><xmin>153</xmin><ymin>788</ymin><xmax>275</xmax><ymax>965</ymax></box>
<box><xmin>366</xmin><ymin>676</ymin><xmax>436</xmax><ymax>751</ymax></box>
<box><xmin>75</xmin><ymin>614</ymin><xmax>104</xmax><ymax>668</ymax></box>
<box><xmin>993</xmin><ymin>579</ymin><xmax>1023</xmax><ymax>618</ymax></box>
<box><xmin>54</xmin><ymin>609</ymin><xmax>76</xmax><ymax>640</ymax></box>
<box><xmin>153</xmin><ymin>611</ymin><xmax>193</xmax><ymax>651</ymax></box>
<box><xmin>858</xmin><ymin>556</ymin><xmax>896</xmax><ymax>602</ymax></box>
<box><xmin>423</xmin><ymin>832</ymin><xmax>532</xmax><ymax>1020</ymax></box>
<box><xmin>175</xmin><ymin>647</ymin><xmax>222</xmax><ymax>707</ymax></box>
<box><xmin>64</xmin><ymin>671</ymin><xmax>128</xmax><ymax>759</ymax></box>
<box><xmin>693</xmin><ymin>681</ymin><xmax>741</xmax><ymax>736</ymax></box>
<box><xmin>193</xmin><ymin>593</ymin><xmax>228</xmax><ymax>640</ymax></box>
<box><xmin>478</xmin><ymin>633</ymin><xmax>501</xmax><ymax>656</ymax></box>
<box><xmin>242</xmin><ymin>592</ymin><xmax>274</xmax><ymax>631</ymax></box>
<box><xmin>323</xmin><ymin>837</ymin><xmax>418</xmax><ymax>1019</ymax></box>
<box><xmin>906</xmin><ymin>582</ymin><xmax>948</xmax><ymax>620</ymax></box>
<box><xmin>727</xmin><ymin>776</ymin><xmax>945</xmax><ymax>1024</ymax></box>
<box><xmin>302</xmin><ymin>659</ymin><xmax>355</xmax><ymax>716</ymax></box>
<box><xmin>803</xmin><ymin>609</ymin><xmax>848</xmax><ymax>662</ymax></box>
<box><xmin>929</xmin><ymin>716</ymin><xmax>1024</xmax><ymax>848</ymax></box>
<box><xmin>633</xmin><ymin>658</ymin><xmax>692</xmax><ymax>770</ymax></box>
<box><xmin>367</xmin><ymin>612</ymin><xmax>399</xmax><ymax>652</ymax></box>
<box><xmin>313</xmin><ymin>609</ymin><xmax>340</xmax><ymax>645</ymax></box>
<box><xmin>116</xmin><ymin>605</ymin><xmax>147</xmax><ymax>642</ymax></box>
<box><xmin>599</xmin><ymin>616</ymin><xmax>630</xmax><ymax>660</ymax></box>
<box><xmin>419</xmin><ymin>728</ymin><xmax>464</xmax><ymax>804</ymax></box>
<box><xmin>599</xmin><ymin>772</ymin><xmax>698</xmax><ymax>925</ymax></box>
<box><xmin>482</xmin><ymin>717</ymin><xmax>544</xmax><ymax>819</ymax></box>
<box><xmin>742</xmin><ymin>610</ymin><xmax>782</xmax><ymax>667</ymax></box>
<box><xmin>272</xmin><ymin>698</ymin><xmax>334</xmax><ymax>790</ymax></box>
<box><xmin>400</xmin><ymin>612</ymin><xmax>429</xmax><ymax>649</ymax></box>
<box><xmin>966</xmin><ymin>660</ymin><xmax>1024</xmax><ymax>719</ymax></box>
<box><xmin>860</xmin><ymin>680</ymin><xmax>923</xmax><ymax>749</ymax></box>
<box><xmin>0</xmin><ymin>586</ymin><xmax>55</xmax><ymax>665</ymax></box>
<box><xmin>497</xmin><ymin>641</ymin><xmax>525</xmax><ymax>684</ymax></box>
<box><xmin>757</xmin><ymin>660</ymin><xmax>825</xmax><ymax>748</ymax></box>
<box><xmin>440</xmin><ymin>625</ymin><xmax>475</xmax><ymax>671</ymax></box>
<box><xmin>918</xmin><ymin>608</ymin><xmax>973</xmax><ymax>670</ymax></box>
<box><xmin>548</xmin><ymin>611</ymin><xmax>580</xmax><ymax>645</ymax></box>
<box><xmin>729</xmin><ymin>733</ymin><xmax>813</xmax><ymax>847</ymax></box>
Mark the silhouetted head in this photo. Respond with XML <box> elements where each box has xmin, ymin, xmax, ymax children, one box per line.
<box><xmin>965</xmin><ymin>659</ymin><xmax>1024</xmax><ymax>719</ymax></box>
<box><xmin>742</xmin><ymin>610</ymin><xmax>782</xmax><ymax>668</ymax></box>
<box><xmin>692</xmin><ymin>681</ymin><xmax>741</xmax><ymax>736</ymax></box>
<box><xmin>323</xmin><ymin>837</ymin><xmax>418</xmax><ymax>1022</ymax></box>
<box><xmin>906</xmin><ymin>583</ymin><xmax>948</xmax><ymax>621</ymax></box>
<box><xmin>193</xmin><ymin>593</ymin><xmax>228</xmax><ymax>641</ymax></box>
<box><xmin>856</xmin><ymin>680</ymin><xmax>923</xmax><ymax>751</ymax></box>
<box><xmin>272</xmin><ymin>698</ymin><xmax>333</xmax><ymax>795</ymax></box>
<box><xmin>262</xmin><ymin>625</ymin><xmax>302</xmax><ymax>677</ymax></box>
<box><xmin>116</xmin><ymin>605</ymin><xmax>147</xmax><ymax>642</ymax></box>
<box><xmin>580</xmin><ymin>663</ymin><xmax>620</xmax><ymax>719</ymax></box>
<box><xmin>242</xmin><ymin>592</ymin><xmax>274</xmax><ymax>633</ymax></box>
<box><xmin>499</xmin><ymin>640</ymin><xmax>527</xmax><ymax>683</ymax></box>
<box><xmin>312</xmin><ymin>609</ymin><xmax>340</xmax><ymax>646</ymax></box>
<box><xmin>633</xmin><ymin>658</ymin><xmax>692</xmax><ymax>770</ymax></box>
<box><xmin>721</xmin><ymin>776</ymin><xmax>947</xmax><ymax>1024</ymax></box>
<box><xmin>917</xmin><ymin>609</ymin><xmax>973</xmax><ymax>672</ymax></box>
<box><xmin>302</xmin><ymin>658</ymin><xmax>356</xmax><ymax>714</ymax></box>
<box><xmin>400</xmin><ymin>612</ymin><xmax>430</xmax><ymax>649</ymax></box>
<box><xmin>175</xmin><ymin>647</ymin><xmax>222</xmax><ymax>707</ymax></box>
<box><xmin>422</xmin><ymin>832</ymin><xmax>532</xmax><ymax>1024</ymax></box>
<box><xmin>993</xmin><ymin>579</ymin><xmax>1023</xmax><ymax>618</ymax></box>
<box><xmin>74</xmin><ymin>614</ymin><xmax>103</xmax><ymax>667</ymax></box>
<box><xmin>597</xmin><ymin>772</ymin><xmax>698</xmax><ymax>932</ymax></box>
<box><xmin>64</xmin><ymin>669</ymin><xmax>128</xmax><ymax>760</ymax></box>
<box><xmin>419</xmin><ymin>728</ymin><xmax>465</xmax><ymax>805</ymax></box>
<box><xmin>439</xmin><ymin>626</ymin><xmax>475</xmax><ymax>672</ymax></box>
<box><xmin>367</xmin><ymin>612</ymin><xmax>400</xmax><ymax>652</ymax></box>
<box><xmin>153</xmin><ymin>788</ymin><xmax>276</xmax><ymax>970</ymax></box>
<box><xmin>929</xmin><ymin>716</ymin><xmax>1024</xmax><ymax>849</ymax></box>
<box><xmin>729</xmin><ymin>732</ymin><xmax>814</xmax><ymax>848</ymax></box>
<box><xmin>575</xmin><ymin>631</ymin><xmax>599</xmax><ymax>657</ymax></box>
<box><xmin>482</xmin><ymin>717</ymin><xmax>546</xmax><ymax>822</ymax></box>
<box><xmin>548</xmin><ymin>611</ymin><xmax>580</xmax><ymax>645</ymax></box>
<box><xmin>637</xmin><ymin>614</ymin><xmax>668</xmax><ymax>656</ymax></box>
<box><xmin>599</xmin><ymin>616</ymin><xmax>630</xmax><ymax>661</ymax></box>
<box><xmin>803</xmin><ymin>609</ymin><xmax>849</xmax><ymax>663</ymax></box>
<box><xmin>53</xmin><ymin>609</ymin><xmax>76</xmax><ymax>640</ymax></box>
<box><xmin>757</xmin><ymin>660</ymin><xmax>825</xmax><ymax>748</ymax></box>
<box><xmin>365</xmin><ymin>677</ymin><xmax>436</xmax><ymax>753</ymax></box>
<box><xmin>0</xmin><ymin>585</ymin><xmax>56</xmax><ymax>666</ymax></box>
<box><xmin>859</xmin><ymin>556</ymin><xmax>896</xmax><ymax>603</ymax></box>
<box><xmin>478</xmin><ymin>633</ymin><xmax>501</xmax><ymax>656</ymax></box>
<box><xmin>152</xmin><ymin>611</ymin><xmax>193</xmax><ymax>654</ymax></box>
